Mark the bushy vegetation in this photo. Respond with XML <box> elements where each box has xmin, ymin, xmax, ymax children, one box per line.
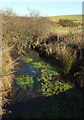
<box><xmin>59</xmin><ymin>19</ymin><xmax>75</xmax><ymax>27</ymax></box>
<box><xmin>1</xmin><ymin>8</ymin><xmax>51</xmax><ymax>95</ymax></box>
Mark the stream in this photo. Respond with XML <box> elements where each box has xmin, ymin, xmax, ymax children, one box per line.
<box><xmin>3</xmin><ymin>50</ymin><xmax>54</xmax><ymax>118</ymax></box>
<box><xmin>2</xmin><ymin>49</ymin><xmax>83</xmax><ymax>119</ymax></box>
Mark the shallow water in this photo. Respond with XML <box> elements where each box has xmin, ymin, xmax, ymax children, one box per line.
<box><xmin>3</xmin><ymin>50</ymin><xmax>47</xmax><ymax>118</ymax></box>
<box><xmin>13</xmin><ymin>50</ymin><xmax>45</xmax><ymax>100</ymax></box>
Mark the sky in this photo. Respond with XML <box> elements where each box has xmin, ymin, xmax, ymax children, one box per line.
<box><xmin>0</xmin><ymin>1</ymin><xmax>82</xmax><ymax>16</ymax></box>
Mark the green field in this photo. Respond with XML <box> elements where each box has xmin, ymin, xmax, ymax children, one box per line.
<box><xmin>48</xmin><ymin>14</ymin><xmax>82</xmax><ymax>23</ymax></box>
<box><xmin>47</xmin><ymin>14</ymin><xmax>83</xmax><ymax>36</ymax></box>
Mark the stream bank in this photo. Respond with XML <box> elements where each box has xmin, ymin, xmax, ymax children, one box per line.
<box><xmin>2</xmin><ymin>31</ymin><xmax>84</xmax><ymax>118</ymax></box>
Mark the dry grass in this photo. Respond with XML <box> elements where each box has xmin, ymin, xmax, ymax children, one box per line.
<box><xmin>56</xmin><ymin>46</ymin><xmax>76</xmax><ymax>75</ymax></box>
<box><xmin>1</xmin><ymin>44</ymin><xmax>15</xmax><ymax>105</ymax></box>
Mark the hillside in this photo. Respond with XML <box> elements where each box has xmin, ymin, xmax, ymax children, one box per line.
<box><xmin>48</xmin><ymin>14</ymin><xmax>82</xmax><ymax>23</ymax></box>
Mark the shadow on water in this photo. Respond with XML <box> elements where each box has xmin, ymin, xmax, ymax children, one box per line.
<box><xmin>2</xmin><ymin>87</ymin><xmax>84</xmax><ymax>119</ymax></box>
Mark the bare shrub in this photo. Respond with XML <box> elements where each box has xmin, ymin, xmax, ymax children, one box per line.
<box><xmin>2</xmin><ymin>8</ymin><xmax>17</xmax><ymax>46</ymax></box>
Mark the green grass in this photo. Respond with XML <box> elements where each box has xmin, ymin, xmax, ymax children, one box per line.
<box><xmin>48</xmin><ymin>15</ymin><xmax>82</xmax><ymax>36</ymax></box>
<box><xmin>48</xmin><ymin>14</ymin><xmax>82</xmax><ymax>23</ymax></box>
